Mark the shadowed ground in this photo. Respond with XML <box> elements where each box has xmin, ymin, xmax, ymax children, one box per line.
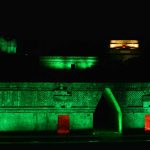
<box><xmin>0</xmin><ymin>130</ymin><xmax>150</xmax><ymax>149</ymax></box>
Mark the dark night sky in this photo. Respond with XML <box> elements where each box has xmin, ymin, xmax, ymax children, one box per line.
<box><xmin>1</xmin><ymin>1</ymin><xmax>148</xmax><ymax>39</ymax></box>
<box><xmin>0</xmin><ymin>2</ymin><xmax>150</xmax><ymax>81</ymax></box>
<box><xmin>0</xmin><ymin>1</ymin><xmax>149</xmax><ymax>55</ymax></box>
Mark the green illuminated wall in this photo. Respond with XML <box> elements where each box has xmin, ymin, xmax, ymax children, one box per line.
<box><xmin>0</xmin><ymin>82</ymin><xmax>150</xmax><ymax>132</ymax></box>
<box><xmin>40</xmin><ymin>56</ymin><xmax>98</xmax><ymax>69</ymax></box>
<box><xmin>0</xmin><ymin>113</ymin><xmax>59</xmax><ymax>131</ymax></box>
<box><xmin>109</xmin><ymin>83</ymin><xmax>150</xmax><ymax>130</ymax></box>
<box><xmin>0</xmin><ymin>37</ymin><xmax>17</xmax><ymax>54</ymax></box>
<box><xmin>0</xmin><ymin>113</ymin><xmax>93</xmax><ymax>131</ymax></box>
<box><xmin>123</xmin><ymin>113</ymin><xmax>145</xmax><ymax>129</ymax></box>
<box><xmin>0</xmin><ymin>83</ymin><xmax>101</xmax><ymax>132</ymax></box>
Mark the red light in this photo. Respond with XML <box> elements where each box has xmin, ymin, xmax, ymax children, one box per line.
<box><xmin>145</xmin><ymin>115</ymin><xmax>150</xmax><ymax>132</ymax></box>
<box><xmin>122</xmin><ymin>45</ymin><xmax>126</xmax><ymax>48</ymax></box>
<box><xmin>57</xmin><ymin>115</ymin><xmax>70</xmax><ymax>134</ymax></box>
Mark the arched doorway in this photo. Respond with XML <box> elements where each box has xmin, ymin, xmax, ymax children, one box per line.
<box><xmin>93</xmin><ymin>88</ymin><xmax>122</xmax><ymax>134</ymax></box>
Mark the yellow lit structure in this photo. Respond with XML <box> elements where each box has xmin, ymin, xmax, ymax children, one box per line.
<box><xmin>110</xmin><ymin>40</ymin><xmax>139</xmax><ymax>49</ymax></box>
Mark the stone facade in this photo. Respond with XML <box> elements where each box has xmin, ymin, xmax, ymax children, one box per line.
<box><xmin>0</xmin><ymin>82</ymin><xmax>150</xmax><ymax>132</ymax></box>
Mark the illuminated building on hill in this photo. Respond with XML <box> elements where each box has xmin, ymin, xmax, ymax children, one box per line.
<box><xmin>0</xmin><ymin>36</ymin><xmax>149</xmax><ymax>135</ymax></box>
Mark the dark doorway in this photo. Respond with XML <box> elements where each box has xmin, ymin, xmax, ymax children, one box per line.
<box><xmin>71</xmin><ymin>64</ymin><xmax>76</xmax><ymax>70</ymax></box>
<box><xmin>93</xmin><ymin>94</ymin><xmax>118</xmax><ymax>132</ymax></box>
<box><xmin>145</xmin><ymin>114</ymin><xmax>150</xmax><ymax>132</ymax></box>
<box><xmin>57</xmin><ymin>115</ymin><xmax>70</xmax><ymax>134</ymax></box>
